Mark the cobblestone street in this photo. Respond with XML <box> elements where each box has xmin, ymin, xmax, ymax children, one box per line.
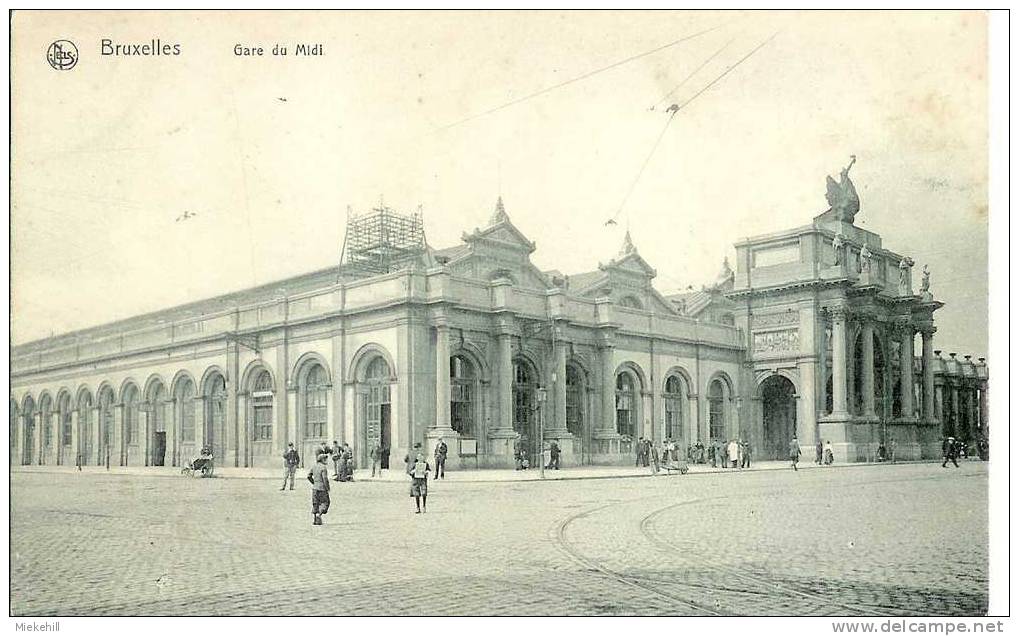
<box><xmin>10</xmin><ymin>462</ymin><xmax>987</xmax><ymax>616</ymax></box>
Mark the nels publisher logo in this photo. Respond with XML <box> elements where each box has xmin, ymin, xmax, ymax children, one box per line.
<box><xmin>46</xmin><ymin>40</ymin><xmax>78</xmax><ymax>71</ymax></box>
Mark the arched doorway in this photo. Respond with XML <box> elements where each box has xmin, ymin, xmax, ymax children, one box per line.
<box><xmin>565</xmin><ymin>363</ymin><xmax>585</xmax><ymax>463</ymax></box>
<box><xmin>359</xmin><ymin>357</ymin><xmax>392</xmax><ymax>468</ymax></box>
<box><xmin>57</xmin><ymin>393</ymin><xmax>72</xmax><ymax>466</ymax></box>
<box><xmin>247</xmin><ymin>369</ymin><xmax>274</xmax><ymax>467</ymax></box>
<box><xmin>10</xmin><ymin>399</ymin><xmax>18</xmax><ymax>466</ymax></box>
<box><xmin>513</xmin><ymin>357</ymin><xmax>538</xmax><ymax>465</ymax></box>
<box><xmin>760</xmin><ymin>375</ymin><xmax>797</xmax><ymax>460</ymax></box>
<box><xmin>146</xmin><ymin>382</ymin><xmax>169</xmax><ymax>466</ymax></box>
<box><xmin>203</xmin><ymin>373</ymin><xmax>227</xmax><ymax>459</ymax></box>
<box><xmin>450</xmin><ymin>355</ymin><xmax>477</xmax><ymax>439</ymax></box>
<box><xmin>77</xmin><ymin>391</ymin><xmax>93</xmax><ymax>466</ymax></box>
<box><xmin>97</xmin><ymin>387</ymin><xmax>115</xmax><ymax>466</ymax></box>
<box><xmin>39</xmin><ymin>394</ymin><xmax>53</xmax><ymax>465</ymax></box>
<box><xmin>21</xmin><ymin>396</ymin><xmax>35</xmax><ymax>465</ymax></box>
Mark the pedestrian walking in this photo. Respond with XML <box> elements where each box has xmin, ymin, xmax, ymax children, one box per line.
<box><xmin>340</xmin><ymin>442</ymin><xmax>354</xmax><ymax>481</ymax></box>
<box><xmin>650</xmin><ymin>442</ymin><xmax>660</xmax><ymax>474</ymax></box>
<box><xmin>824</xmin><ymin>440</ymin><xmax>834</xmax><ymax>466</ymax></box>
<box><xmin>789</xmin><ymin>437</ymin><xmax>801</xmax><ymax>471</ymax></box>
<box><xmin>636</xmin><ymin>437</ymin><xmax>645</xmax><ymax>467</ymax></box>
<box><xmin>942</xmin><ymin>436</ymin><xmax>959</xmax><ymax>468</ymax></box>
<box><xmin>740</xmin><ymin>439</ymin><xmax>752</xmax><ymax>469</ymax></box>
<box><xmin>727</xmin><ymin>439</ymin><xmax>740</xmax><ymax>469</ymax></box>
<box><xmin>513</xmin><ymin>434</ymin><xmax>525</xmax><ymax>470</ymax></box>
<box><xmin>370</xmin><ymin>441</ymin><xmax>383</xmax><ymax>477</ymax></box>
<box><xmin>280</xmin><ymin>442</ymin><xmax>300</xmax><ymax>491</ymax></box>
<box><xmin>815</xmin><ymin>440</ymin><xmax>824</xmax><ymax>465</ymax></box>
<box><xmin>547</xmin><ymin>441</ymin><xmax>561</xmax><ymax>470</ymax></box>
<box><xmin>889</xmin><ymin>438</ymin><xmax>898</xmax><ymax>464</ymax></box>
<box><xmin>307</xmin><ymin>453</ymin><xmax>331</xmax><ymax>526</ymax></box>
<box><xmin>434</xmin><ymin>438</ymin><xmax>448</xmax><ymax>479</ymax></box>
<box><xmin>408</xmin><ymin>452</ymin><xmax>430</xmax><ymax>514</ymax></box>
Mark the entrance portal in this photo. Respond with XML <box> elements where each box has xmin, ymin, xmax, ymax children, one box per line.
<box><xmin>761</xmin><ymin>375</ymin><xmax>797</xmax><ymax>460</ymax></box>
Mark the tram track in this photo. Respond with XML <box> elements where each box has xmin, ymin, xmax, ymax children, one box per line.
<box><xmin>551</xmin><ymin>469</ymin><xmax>982</xmax><ymax>616</ymax></box>
<box><xmin>551</xmin><ymin>497</ymin><xmax>724</xmax><ymax>616</ymax></box>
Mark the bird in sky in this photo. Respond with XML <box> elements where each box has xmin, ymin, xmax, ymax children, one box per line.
<box><xmin>604</xmin><ymin>218</ymin><xmax>618</xmax><ymax>226</ymax></box>
<box><xmin>175</xmin><ymin>210</ymin><xmax>196</xmax><ymax>222</ymax></box>
<box><xmin>278</xmin><ymin>97</ymin><xmax>288</xmax><ymax>102</ymax></box>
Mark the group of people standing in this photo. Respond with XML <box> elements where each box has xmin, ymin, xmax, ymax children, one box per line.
<box><xmin>814</xmin><ymin>440</ymin><xmax>835</xmax><ymax>466</ymax></box>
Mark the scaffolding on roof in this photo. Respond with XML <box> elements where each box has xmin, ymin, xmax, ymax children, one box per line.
<box><xmin>340</xmin><ymin>204</ymin><xmax>427</xmax><ymax>276</ymax></box>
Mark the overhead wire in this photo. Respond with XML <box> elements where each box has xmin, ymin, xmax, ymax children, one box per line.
<box><xmin>434</xmin><ymin>21</ymin><xmax>731</xmax><ymax>133</ymax></box>
<box><xmin>604</xmin><ymin>30</ymin><xmax>780</xmax><ymax>227</ymax></box>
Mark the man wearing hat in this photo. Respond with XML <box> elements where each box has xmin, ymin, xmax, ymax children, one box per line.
<box><xmin>280</xmin><ymin>442</ymin><xmax>300</xmax><ymax>491</ymax></box>
<box><xmin>942</xmin><ymin>436</ymin><xmax>959</xmax><ymax>468</ymax></box>
<box><xmin>307</xmin><ymin>452</ymin><xmax>331</xmax><ymax>525</ymax></box>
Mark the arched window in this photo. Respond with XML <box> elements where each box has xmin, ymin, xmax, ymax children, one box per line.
<box><xmin>615</xmin><ymin>373</ymin><xmax>636</xmax><ymax>437</ymax></box>
<box><xmin>450</xmin><ymin>355</ymin><xmax>475</xmax><ymax>437</ymax></box>
<box><xmin>177</xmin><ymin>380</ymin><xmax>196</xmax><ymax>443</ymax></box>
<box><xmin>98</xmin><ymin>388</ymin><xmax>115</xmax><ymax>457</ymax></box>
<box><xmin>251</xmin><ymin>370</ymin><xmax>274</xmax><ymax>442</ymax></box>
<box><xmin>123</xmin><ymin>385</ymin><xmax>139</xmax><ymax>447</ymax></box>
<box><xmin>58</xmin><ymin>394</ymin><xmax>73</xmax><ymax>448</ymax></box>
<box><xmin>513</xmin><ymin>359</ymin><xmax>535</xmax><ymax>434</ymax></box>
<box><xmin>304</xmin><ymin>364</ymin><xmax>329</xmax><ymax>439</ymax></box>
<box><xmin>664</xmin><ymin>375</ymin><xmax>685</xmax><ymax>441</ymax></box>
<box><xmin>708</xmin><ymin>379</ymin><xmax>726</xmax><ymax>440</ymax></box>
<box><xmin>619</xmin><ymin>295</ymin><xmax>643</xmax><ymax>310</ymax></box>
<box><xmin>566</xmin><ymin>365</ymin><xmax>583</xmax><ymax>436</ymax></box>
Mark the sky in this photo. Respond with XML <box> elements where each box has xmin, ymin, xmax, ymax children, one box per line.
<box><xmin>11</xmin><ymin>10</ymin><xmax>989</xmax><ymax>357</ymax></box>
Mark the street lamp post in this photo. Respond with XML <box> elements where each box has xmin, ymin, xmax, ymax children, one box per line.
<box><xmin>535</xmin><ymin>386</ymin><xmax>547</xmax><ymax>480</ymax></box>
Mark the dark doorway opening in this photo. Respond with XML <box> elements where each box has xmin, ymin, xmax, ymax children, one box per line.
<box><xmin>152</xmin><ymin>432</ymin><xmax>166</xmax><ymax>466</ymax></box>
<box><xmin>761</xmin><ymin>375</ymin><xmax>797</xmax><ymax>460</ymax></box>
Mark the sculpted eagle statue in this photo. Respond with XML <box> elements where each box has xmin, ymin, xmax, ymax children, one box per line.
<box><xmin>825</xmin><ymin>155</ymin><xmax>860</xmax><ymax>224</ymax></box>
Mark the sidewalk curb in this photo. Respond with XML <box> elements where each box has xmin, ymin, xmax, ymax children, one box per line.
<box><xmin>10</xmin><ymin>458</ymin><xmax>968</xmax><ymax>484</ymax></box>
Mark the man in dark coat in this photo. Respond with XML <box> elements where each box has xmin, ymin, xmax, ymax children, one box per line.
<box><xmin>942</xmin><ymin>436</ymin><xmax>959</xmax><ymax>468</ymax></box>
<box><xmin>307</xmin><ymin>453</ymin><xmax>331</xmax><ymax>525</ymax></box>
<box><xmin>547</xmin><ymin>441</ymin><xmax>561</xmax><ymax>470</ymax></box>
<box><xmin>434</xmin><ymin>438</ymin><xmax>448</xmax><ymax>479</ymax></box>
<box><xmin>280</xmin><ymin>442</ymin><xmax>300</xmax><ymax>491</ymax></box>
<box><xmin>789</xmin><ymin>437</ymin><xmax>801</xmax><ymax>471</ymax></box>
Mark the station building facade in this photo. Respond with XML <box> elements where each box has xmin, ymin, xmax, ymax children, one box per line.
<box><xmin>10</xmin><ymin>185</ymin><xmax>989</xmax><ymax>471</ymax></box>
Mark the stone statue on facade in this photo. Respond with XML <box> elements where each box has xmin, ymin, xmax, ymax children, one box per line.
<box><xmin>859</xmin><ymin>242</ymin><xmax>872</xmax><ymax>273</ymax></box>
<box><xmin>920</xmin><ymin>264</ymin><xmax>931</xmax><ymax>293</ymax></box>
<box><xmin>832</xmin><ymin>231</ymin><xmax>845</xmax><ymax>265</ymax></box>
<box><xmin>825</xmin><ymin>155</ymin><xmax>860</xmax><ymax>224</ymax></box>
<box><xmin>898</xmin><ymin>257</ymin><xmax>913</xmax><ymax>284</ymax></box>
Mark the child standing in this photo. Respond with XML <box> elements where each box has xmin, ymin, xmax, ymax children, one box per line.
<box><xmin>409</xmin><ymin>452</ymin><xmax>430</xmax><ymax>514</ymax></box>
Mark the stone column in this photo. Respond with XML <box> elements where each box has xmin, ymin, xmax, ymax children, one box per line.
<box><xmin>951</xmin><ymin>383</ymin><xmax>960</xmax><ymax>437</ymax></box>
<box><xmin>34</xmin><ymin>412</ymin><xmax>44</xmax><ymax>465</ymax></box>
<box><xmin>601</xmin><ymin>344</ymin><xmax>615</xmax><ymax>434</ymax></box>
<box><xmin>829</xmin><ymin>307</ymin><xmax>849</xmax><ymax>417</ymax></box>
<box><xmin>140</xmin><ymin>407</ymin><xmax>151</xmax><ymax>467</ymax></box>
<box><xmin>435</xmin><ymin>325</ymin><xmax>451</xmax><ymax>430</ymax></box>
<box><xmin>428</xmin><ymin>324</ymin><xmax>459</xmax><ymax>463</ymax></box>
<box><xmin>164</xmin><ymin>398</ymin><xmax>177</xmax><ymax>467</ymax></box>
<box><xmin>113</xmin><ymin>403</ymin><xmax>124</xmax><ymax>466</ymax></box>
<box><xmin>497</xmin><ymin>332</ymin><xmax>514</xmax><ymax>433</ymax></box>
<box><xmin>979</xmin><ymin>381</ymin><xmax>988</xmax><ymax>437</ymax></box>
<box><xmin>92</xmin><ymin>406</ymin><xmax>102</xmax><ymax>466</ymax></box>
<box><xmin>921</xmin><ymin>327</ymin><xmax>936</xmax><ymax>421</ymax></box>
<box><xmin>70</xmin><ymin>410</ymin><xmax>80</xmax><ymax>467</ymax></box>
<box><xmin>552</xmin><ymin>334</ymin><xmax>568</xmax><ymax>432</ymax></box>
<box><xmin>861</xmin><ymin>321</ymin><xmax>876</xmax><ymax>417</ymax></box>
<box><xmin>898</xmin><ymin>325</ymin><xmax>915</xmax><ymax>419</ymax></box>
